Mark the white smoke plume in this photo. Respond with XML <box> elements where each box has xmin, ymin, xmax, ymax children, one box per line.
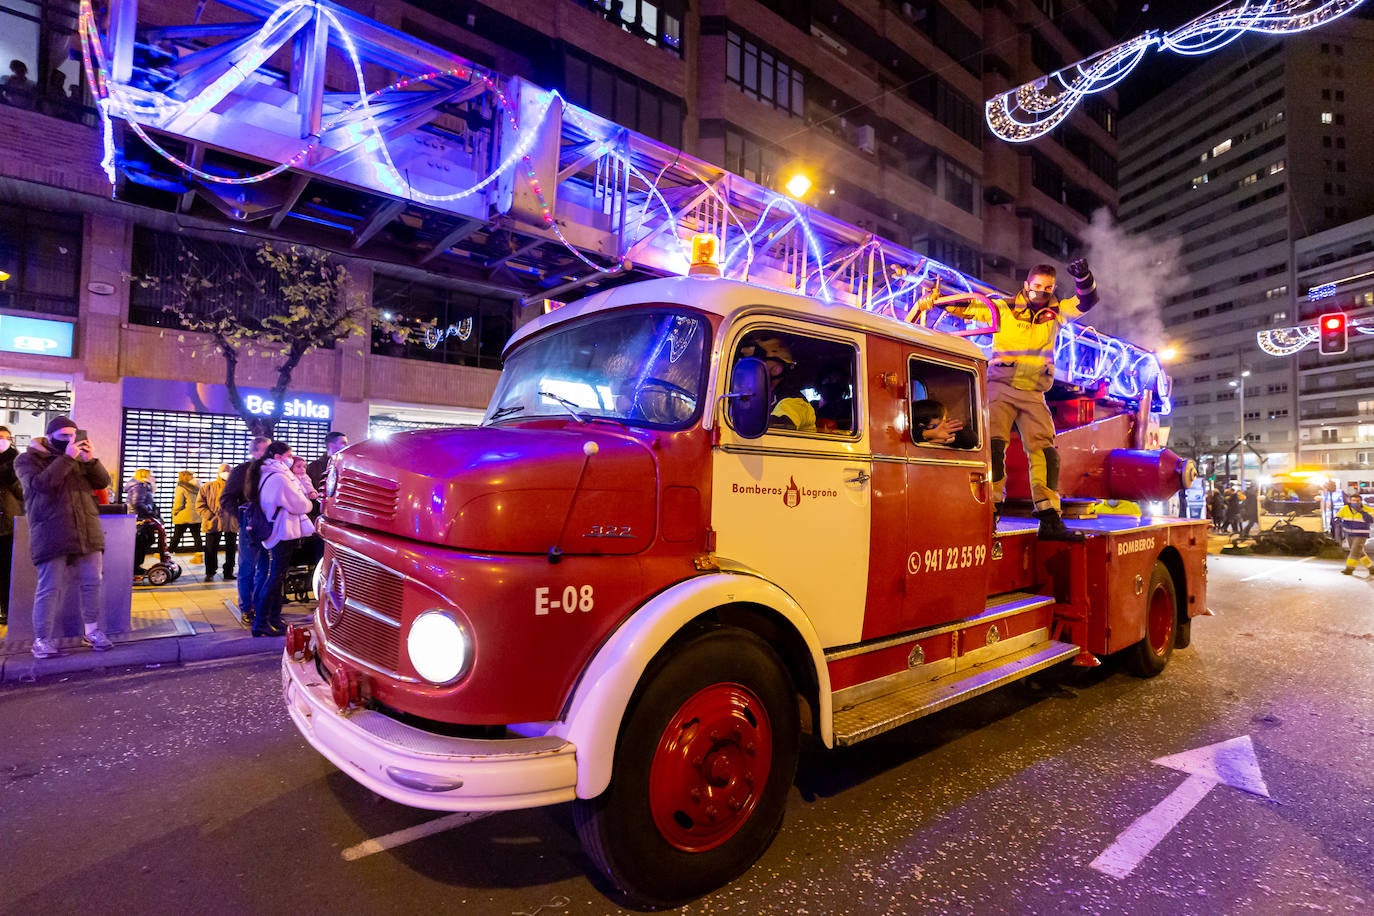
<box><xmin>1078</xmin><ymin>207</ymin><xmax>1190</xmax><ymax>352</ymax></box>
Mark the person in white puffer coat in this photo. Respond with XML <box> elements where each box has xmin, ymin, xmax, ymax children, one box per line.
<box><xmin>248</xmin><ymin>441</ymin><xmax>315</xmax><ymax>636</ymax></box>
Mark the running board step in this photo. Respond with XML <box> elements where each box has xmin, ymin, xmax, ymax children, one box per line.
<box><xmin>832</xmin><ymin>640</ymin><xmax>1081</xmax><ymax>746</ymax></box>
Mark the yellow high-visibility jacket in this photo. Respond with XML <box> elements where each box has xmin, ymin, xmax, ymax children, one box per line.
<box><xmin>948</xmin><ymin>282</ymin><xmax>1097</xmax><ymax>392</ymax></box>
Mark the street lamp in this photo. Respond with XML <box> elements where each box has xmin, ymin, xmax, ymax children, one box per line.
<box><xmin>1229</xmin><ymin>369</ymin><xmax>1252</xmax><ymax>486</ymax></box>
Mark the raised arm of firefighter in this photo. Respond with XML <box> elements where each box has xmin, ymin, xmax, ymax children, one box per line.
<box><xmin>1060</xmin><ymin>257</ymin><xmax>1099</xmax><ymax>318</ymax></box>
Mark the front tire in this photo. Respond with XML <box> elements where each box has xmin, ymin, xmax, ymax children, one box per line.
<box><xmin>573</xmin><ymin>627</ymin><xmax>799</xmax><ymax>908</ymax></box>
<box><xmin>1124</xmin><ymin>561</ymin><xmax>1176</xmax><ymax>678</ymax></box>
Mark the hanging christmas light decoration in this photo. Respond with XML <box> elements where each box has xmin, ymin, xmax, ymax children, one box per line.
<box><xmin>987</xmin><ymin>0</ymin><xmax>1368</xmax><ymax>143</ymax></box>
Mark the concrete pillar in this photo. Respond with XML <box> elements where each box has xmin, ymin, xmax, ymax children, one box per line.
<box><xmin>71</xmin><ymin>374</ymin><xmax>125</xmax><ymax>493</ymax></box>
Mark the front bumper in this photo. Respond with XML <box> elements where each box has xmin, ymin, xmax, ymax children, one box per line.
<box><xmin>281</xmin><ymin>651</ymin><xmax>578</xmax><ymax>812</ymax></box>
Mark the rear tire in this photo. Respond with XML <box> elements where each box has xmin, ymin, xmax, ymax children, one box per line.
<box><xmin>1124</xmin><ymin>561</ymin><xmax>1176</xmax><ymax>678</ymax></box>
<box><xmin>573</xmin><ymin>627</ymin><xmax>799</xmax><ymax>909</ymax></box>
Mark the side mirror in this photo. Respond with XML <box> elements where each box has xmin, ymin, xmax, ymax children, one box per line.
<box><xmin>727</xmin><ymin>357</ymin><xmax>770</xmax><ymax>439</ymax></box>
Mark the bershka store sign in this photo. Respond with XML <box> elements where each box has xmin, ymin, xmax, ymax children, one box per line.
<box><xmin>123</xmin><ymin>379</ymin><xmax>333</xmax><ymax>421</ymax></box>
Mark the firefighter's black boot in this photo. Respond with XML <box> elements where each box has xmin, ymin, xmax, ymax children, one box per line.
<box><xmin>1035</xmin><ymin>508</ymin><xmax>1085</xmax><ymax>542</ymax></box>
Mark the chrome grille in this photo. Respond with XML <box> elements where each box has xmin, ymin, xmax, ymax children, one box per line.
<box><xmin>335</xmin><ymin>470</ymin><xmax>399</xmax><ymax>521</ymax></box>
<box><xmin>332</xmin><ymin>550</ymin><xmax>404</xmax><ymax>622</ymax></box>
<box><xmin>331</xmin><ymin>605</ymin><xmax>401</xmax><ymax>672</ymax></box>
<box><xmin>322</xmin><ymin>545</ymin><xmax>405</xmax><ymax>674</ymax></box>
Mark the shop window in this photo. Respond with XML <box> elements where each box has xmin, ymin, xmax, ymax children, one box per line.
<box><xmin>119</xmin><ymin>409</ymin><xmax>329</xmax><ymax>521</ymax></box>
<box><xmin>0</xmin><ymin>202</ymin><xmax>82</xmax><ymax>317</ymax></box>
<box><xmin>908</xmin><ymin>357</ymin><xmax>979</xmax><ymax>449</ymax></box>
<box><xmin>371</xmin><ymin>275</ymin><xmax>514</xmax><ymax>369</ymax></box>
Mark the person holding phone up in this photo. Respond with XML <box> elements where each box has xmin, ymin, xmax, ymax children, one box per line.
<box><xmin>13</xmin><ymin>415</ymin><xmax>113</xmax><ymax>659</ymax></box>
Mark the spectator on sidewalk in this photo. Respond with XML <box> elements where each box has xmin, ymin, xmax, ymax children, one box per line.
<box><xmin>224</xmin><ymin>437</ymin><xmax>270</xmax><ymax>626</ymax></box>
<box><xmin>196</xmin><ymin>463</ymin><xmax>236</xmax><ymax>582</ymax></box>
<box><xmin>305</xmin><ymin>431</ymin><xmax>348</xmax><ymax>495</ymax></box>
<box><xmin>249</xmin><ymin>441</ymin><xmax>314</xmax><ymax>637</ymax></box>
<box><xmin>1242</xmin><ymin>483</ymin><xmax>1260</xmax><ymax>537</ymax></box>
<box><xmin>125</xmin><ymin>468</ymin><xmax>160</xmax><ymax>573</ymax></box>
<box><xmin>14</xmin><ymin>416</ymin><xmax>113</xmax><ymax>659</ymax></box>
<box><xmin>170</xmin><ymin>470</ymin><xmax>204</xmax><ymax>553</ymax></box>
<box><xmin>1209</xmin><ymin>487</ymin><xmax>1225</xmax><ymax>532</ymax></box>
<box><xmin>0</xmin><ymin>425</ymin><xmax>24</xmax><ymax>627</ymax></box>
<box><xmin>1223</xmin><ymin>488</ymin><xmax>1241</xmax><ymax>535</ymax></box>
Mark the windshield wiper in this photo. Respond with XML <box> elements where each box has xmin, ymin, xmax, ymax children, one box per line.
<box><xmin>488</xmin><ymin>404</ymin><xmax>526</xmax><ymax>420</ymax></box>
<box><xmin>538</xmin><ymin>390</ymin><xmax>589</xmax><ymax>424</ymax></box>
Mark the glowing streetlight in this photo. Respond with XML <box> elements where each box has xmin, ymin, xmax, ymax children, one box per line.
<box><xmin>784</xmin><ymin>173</ymin><xmax>812</xmax><ymax>199</ymax></box>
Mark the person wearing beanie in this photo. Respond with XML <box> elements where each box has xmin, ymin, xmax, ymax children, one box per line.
<box><xmin>13</xmin><ymin>416</ymin><xmax>113</xmax><ymax>658</ymax></box>
<box><xmin>0</xmin><ymin>424</ymin><xmax>24</xmax><ymax>626</ymax></box>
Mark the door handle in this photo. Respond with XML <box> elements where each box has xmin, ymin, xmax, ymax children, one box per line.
<box><xmin>846</xmin><ymin>470</ymin><xmax>871</xmax><ymax>486</ymax></box>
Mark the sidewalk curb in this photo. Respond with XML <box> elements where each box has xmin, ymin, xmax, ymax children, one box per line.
<box><xmin>0</xmin><ymin>630</ymin><xmax>284</xmax><ymax>684</ymax></box>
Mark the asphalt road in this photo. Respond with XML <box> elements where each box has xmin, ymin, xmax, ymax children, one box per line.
<box><xmin>2</xmin><ymin>552</ymin><xmax>1371</xmax><ymax>915</ymax></box>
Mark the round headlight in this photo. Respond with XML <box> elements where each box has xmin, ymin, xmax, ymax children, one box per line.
<box><xmin>407</xmin><ymin>611</ymin><xmax>471</xmax><ymax>685</ymax></box>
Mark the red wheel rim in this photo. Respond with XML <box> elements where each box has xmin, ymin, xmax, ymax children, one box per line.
<box><xmin>648</xmin><ymin>682</ymin><xmax>773</xmax><ymax>853</ymax></box>
<box><xmin>1147</xmin><ymin>583</ymin><xmax>1173</xmax><ymax>656</ymax></box>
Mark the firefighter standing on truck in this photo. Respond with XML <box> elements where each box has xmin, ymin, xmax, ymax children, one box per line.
<box><xmin>918</xmin><ymin>259</ymin><xmax>1099</xmax><ymax>541</ymax></box>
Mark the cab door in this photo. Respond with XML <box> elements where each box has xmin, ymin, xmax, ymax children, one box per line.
<box><xmin>901</xmin><ymin>349</ymin><xmax>994</xmax><ymax>630</ymax></box>
<box><xmin>711</xmin><ymin>321</ymin><xmax>871</xmax><ymax>650</ymax></box>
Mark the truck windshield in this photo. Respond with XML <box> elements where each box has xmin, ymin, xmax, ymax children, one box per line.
<box><xmin>485</xmin><ymin>309</ymin><xmax>710</xmax><ymax>428</ymax></box>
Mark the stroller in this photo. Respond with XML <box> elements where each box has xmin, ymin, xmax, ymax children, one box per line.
<box><xmin>134</xmin><ymin>517</ymin><xmax>183</xmax><ymax>586</ymax></box>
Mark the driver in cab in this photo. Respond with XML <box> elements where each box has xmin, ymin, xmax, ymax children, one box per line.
<box><xmin>738</xmin><ymin>336</ymin><xmax>815</xmax><ymax>432</ymax></box>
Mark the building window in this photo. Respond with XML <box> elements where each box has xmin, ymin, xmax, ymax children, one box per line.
<box><xmin>572</xmin><ymin>0</ymin><xmax>684</xmax><ymax>54</ymax></box>
<box><xmin>725</xmin><ymin>30</ymin><xmax>804</xmax><ymax>119</ymax></box>
<box><xmin>0</xmin><ymin>0</ymin><xmax>91</xmax><ymax>121</ymax></box>
<box><xmin>1321</xmin><ymin>112</ymin><xmax>1334</xmax><ymax>124</ymax></box>
<box><xmin>0</xmin><ymin>203</ymin><xmax>83</xmax><ymax>317</ymax></box>
<box><xmin>942</xmin><ymin>160</ymin><xmax>976</xmax><ymax>214</ymax></box>
<box><xmin>563</xmin><ymin>50</ymin><xmax>683</xmax><ymax>147</ymax></box>
<box><xmin>371</xmin><ymin>276</ymin><xmax>513</xmax><ymax>369</ymax></box>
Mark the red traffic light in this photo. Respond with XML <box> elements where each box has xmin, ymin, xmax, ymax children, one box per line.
<box><xmin>1319</xmin><ymin>312</ymin><xmax>1348</xmax><ymax>355</ymax></box>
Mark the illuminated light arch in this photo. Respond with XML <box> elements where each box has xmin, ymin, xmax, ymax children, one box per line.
<box><xmin>987</xmin><ymin>0</ymin><xmax>1368</xmax><ymax>143</ymax></box>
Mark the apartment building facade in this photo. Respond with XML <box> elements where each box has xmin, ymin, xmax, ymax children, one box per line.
<box><xmin>1118</xmin><ymin>16</ymin><xmax>1374</xmax><ymax>478</ymax></box>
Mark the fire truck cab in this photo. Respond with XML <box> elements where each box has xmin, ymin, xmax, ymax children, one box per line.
<box><xmin>282</xmin><ymin>268</ymin><xmax>1207</xmax><ymax>907</ymax></box>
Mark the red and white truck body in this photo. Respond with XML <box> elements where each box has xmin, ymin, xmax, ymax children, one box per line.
<box><xmin>282</xmin><ymin>271</ymin><xmax>1207</xmax><ymax>906</ymax></box>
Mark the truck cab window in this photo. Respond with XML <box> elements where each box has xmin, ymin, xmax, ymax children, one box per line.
<box><xmin>909</xmin><ymin>358</ymin><xmax>979</xmax><ymax>449</ymax></box>
<box><xmin>735</xmin><ymin>330</ymin><xmax>858</xmax><ymax>436</ymax></box>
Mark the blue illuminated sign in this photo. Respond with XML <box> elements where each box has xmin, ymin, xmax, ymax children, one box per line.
<box><xmin>0</xmin><ymin>315</ymin><xmax>75</xmax><ymax>358</ymax></box>
<box><xmin>1308</xmin><ymin>282</ymin><xmax>1337</xmax><ymax>301</ymax></box>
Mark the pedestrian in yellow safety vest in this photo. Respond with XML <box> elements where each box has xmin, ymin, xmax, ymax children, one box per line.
<box><xmin>918</xmin><ymin>259</ymin><xmax>1099</xmax><ymax>541</ymax></box>
<box><xmin>1335</xmin><ymin>493</ymin><xmax>1373</xmax><ymax>575</ymax></box>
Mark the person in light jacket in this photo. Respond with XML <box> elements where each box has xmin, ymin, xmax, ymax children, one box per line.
<box><xmin>196</xmin><ymin>463</ymin><xmax>236</xmax><ymax>581</ymax></box>
<box><xmin>169</xmin><ymin>469</ymin><xmax>204</xmax><ymax>552</ymax></box>
<box><xmin>247</xmin><ymin>441</ymin><xmax>314</xmax><ymax>636</ymax></box>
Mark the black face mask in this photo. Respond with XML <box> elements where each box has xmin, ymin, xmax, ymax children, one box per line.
<box><xmin>50</xmin><ymin>436</ymin><xmax>71</xmax><ymax>450</ymax></box>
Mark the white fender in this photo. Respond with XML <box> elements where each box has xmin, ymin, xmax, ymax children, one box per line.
<box><xmin>551</xmin><ymin>571</ymin><xmax>832</xmax><ymax>799</ymax></box>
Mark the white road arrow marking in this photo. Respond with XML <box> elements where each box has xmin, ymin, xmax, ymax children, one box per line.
<box><xmin>1090</xmin><ymin>735</ymin><xmax>1270</xmax><ymax>879</ymax></box>
<box><xmin>342</xmin><ymin>811</ymin><xmax>494</xmax><ymax>861</ymax></box>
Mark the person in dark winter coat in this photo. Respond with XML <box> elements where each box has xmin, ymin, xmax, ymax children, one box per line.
<box><xmin>1223</xmin><ymin>488</ymin><xmax>1242</xmax><ymax>535</ymax></box>
<box><xmin>169</xmin><ymin>469</ymin><xmax>204</xmax><ymax>552</ymax></box>
<box><xmin>224</xmin><ymin>437</ymin><xmax>270</xmax><ymax>627</ymax></box>
<box><xmin>1241</xmin><ymin>484</ymin><xmax>1260</xmax><ymax>537</ymax></box>
<box><xmin>13</xmin><ymin>416</ymin><xmax>113</xmax><ymax>659</ymax></box>
<box><xmin>0</xmin><ymin>425</ymin><xmax>24</xmax><ymax>626</ymax></box>
<box><xmin>1209</xmin><ymin>487</ymin><xmax>1226</xmax><ymax>531</ymax></box>
<box><xmin>125</xmin><ymin>468</ymin><xmax>160</xmax><ymax>571</ymax></box>
<box><xmin>196</xmin><ymin>463</ymin><xmax>236</xmax><ymax>581</ymax></box>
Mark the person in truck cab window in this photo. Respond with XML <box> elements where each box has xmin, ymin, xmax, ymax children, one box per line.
<box><xmin>912</xmin><ymin>398</ymin><xmax>965</xmax><ymax>446</ymax></box>
<box><xmin>918</xmin><ymin>260</ymin><xmax>1099</xmax><ymax>541</ymax></box>
<box><xmin>738</xmin><ymin>336</ymin><xmax>817</xmax><ymax>432</ymax></box>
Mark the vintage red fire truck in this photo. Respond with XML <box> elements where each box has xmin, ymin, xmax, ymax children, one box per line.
<box><xmin>282</xmin><ymin>253</ymin><xmax>1207</xmax><ymax>907</ymax></box>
